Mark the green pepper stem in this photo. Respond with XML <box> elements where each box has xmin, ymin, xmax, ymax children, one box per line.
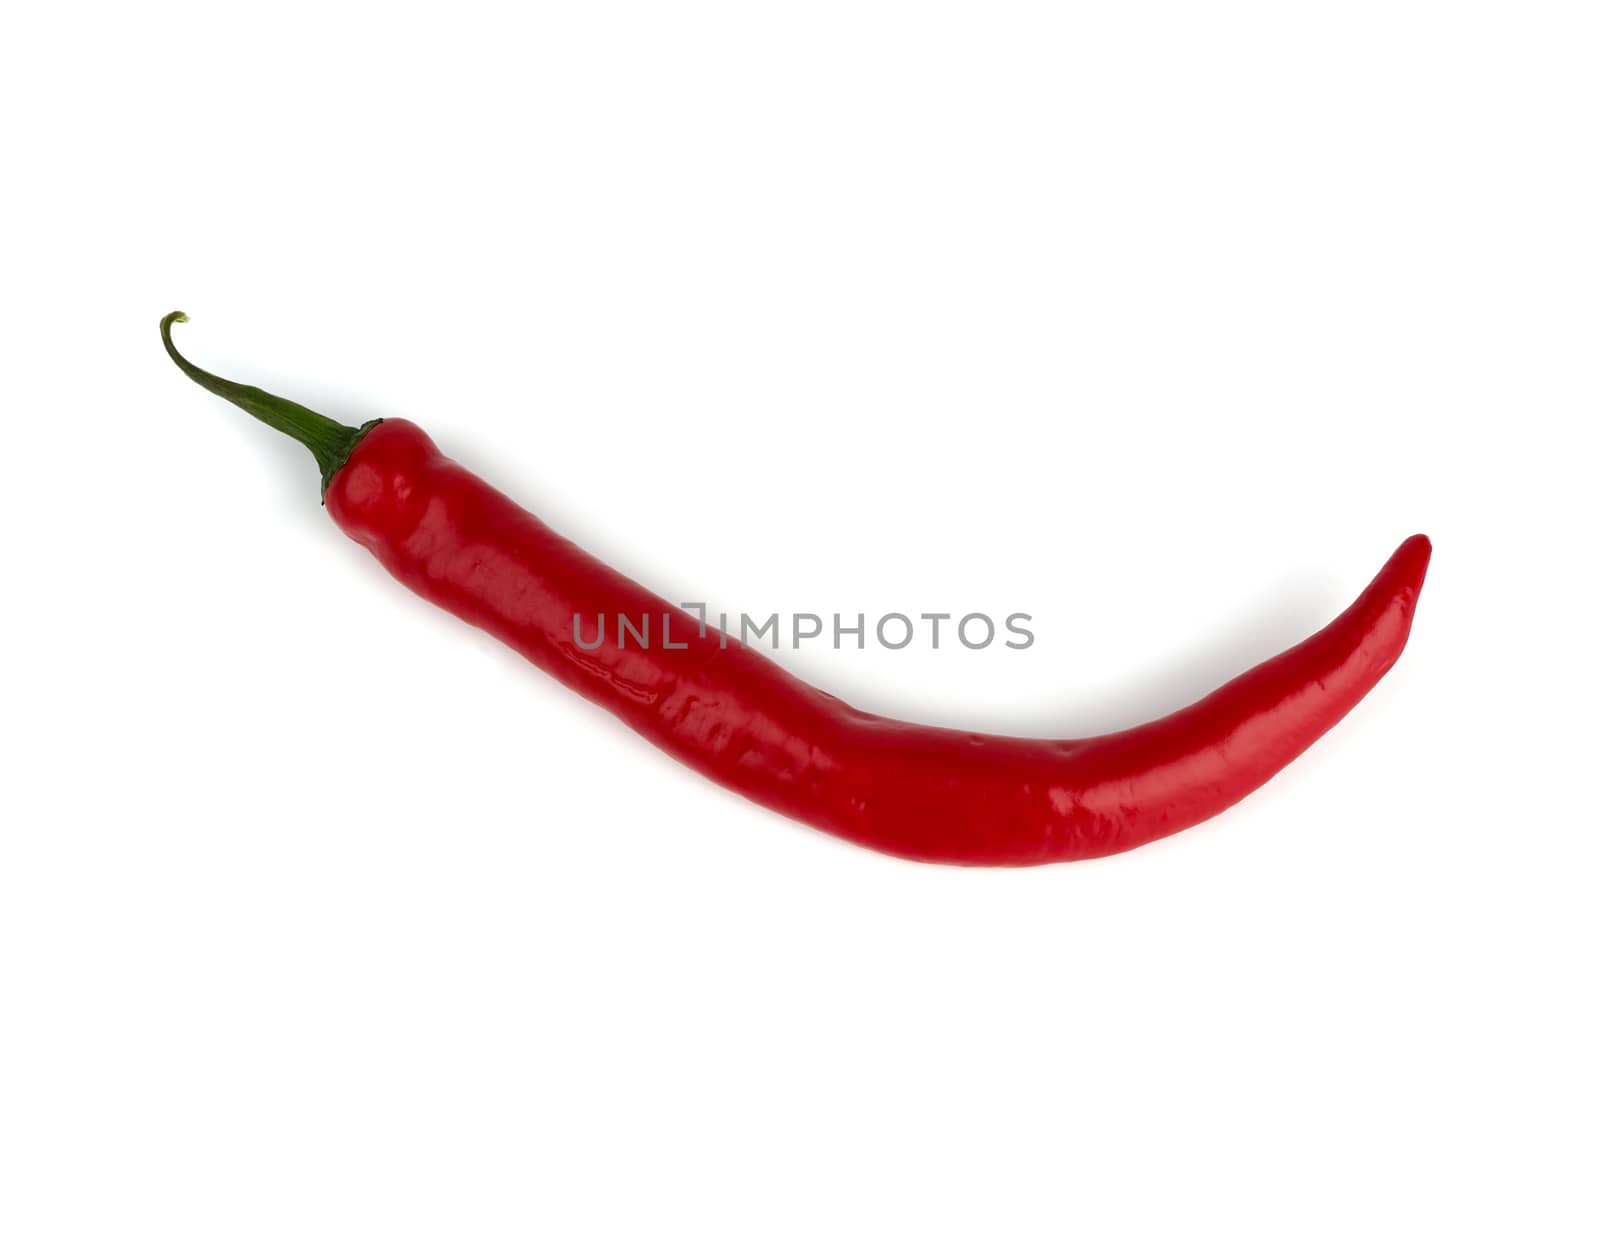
<box><xmin>160</xmin><ymin>311</ymin><xmax>378</xmax><ymax>495</ymax></box>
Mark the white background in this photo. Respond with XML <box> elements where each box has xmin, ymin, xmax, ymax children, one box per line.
<box><xmin>2</xmin><ymin>3</ymin><xmax>1595</xmax><ymax>1248</ymax></box>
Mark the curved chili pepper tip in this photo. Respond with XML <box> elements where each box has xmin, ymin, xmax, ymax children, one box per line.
<box><xmin>1392</xmin><ymin>533</ymin><xmax>1432</xmax><ymax>592</ymax></box>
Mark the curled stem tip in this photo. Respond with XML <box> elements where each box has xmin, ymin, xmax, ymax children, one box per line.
<box><xmin>159</xmin><ymin>311</ymin><xmax>377</xmax><ymax>496</ymax></box>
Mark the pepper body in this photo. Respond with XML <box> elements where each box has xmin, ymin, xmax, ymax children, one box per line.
<box><xmin>327</xmin><ymin>418</ymin><xmax>1430</xmax><ymax>866</ymax></box>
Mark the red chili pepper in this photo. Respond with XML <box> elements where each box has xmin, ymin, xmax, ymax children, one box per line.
<box><xmin>162</xmin><ymin>313</ymin><xmax>1429</xmax><ymax>866</ymax></box>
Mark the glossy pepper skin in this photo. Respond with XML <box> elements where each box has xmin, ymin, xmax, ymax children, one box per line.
<box><xmin>164</xmin><ymin>313</ymin><xmax>1430</xmax><ymax>867</ymax></box>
